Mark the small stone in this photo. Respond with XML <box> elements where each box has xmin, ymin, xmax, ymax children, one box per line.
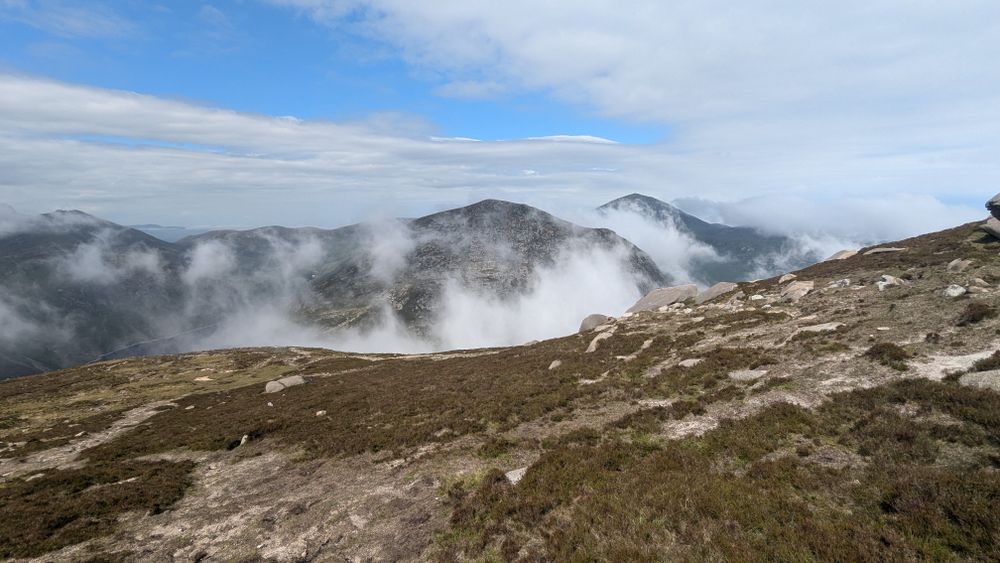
<box><xmin>316</xmin><ymin>410</ymin><xmax>327</xmax><ymax>417</ymax></box>
<box><xmin>968</xmin><ymin>286</ymin><xmax>987</xmax><ymax>294</ymax></box>
<box><xmin>548</xmin><ymin>360</ymin><xmax>562</xmax><ymax>370</ymax></box>
<box><xmin>943</xmin><ymin>285</ymin><xmax>967</xmax><ymax>298</ymax></box>
<box><xmin>876</xmin><ymin>275</ymin><xmax>905</xmax><ymax>291</ymax></box>
<box><xmin>826</xmin><ymin>279</ymin><xmax>851</xmax><ymax>289</ymax></box>
<box><xmin>505</xmin><ymin>467</ymin><xmax>527</xmax><ymax>485</ymax></box>
<box><xmin>678</xmin><ymin>358</ymin><xmax>704</xmax><ymax>368</ymax></box>
<box><xmin>749</xmin><ymin>294</ymin><xmax>766</xmax><ymax>302</ymax></box>
<box><xmin>184</xmin><ymin>405</ymin><xmax>195</xmax><ymax>410</ymax></box>
<box><xmin>267</xmin><ymin>402</ymin><xmax>273</xmax><ymax>407</ymax></box>
<box><xmin>876</xmin><ymin>327</ymin><xmax>891</xmax><ymax>332</ymax></box>
<box><xmin>239</xmin><ymin>434</ymin><xmax>249</xmax><ymax>447</ymax></box>
<box><xmin>264</xmin><ymin>381</ymin><xmax>286</xmax><ymax>394</ymax></box>
<box><xmin>947</xmin><ymin>259</ymin><xmax>973</xmax><ymax>273</ymax></box>
<box><xmin>970</xmin><ymin>278</ymin><xmax>990</xmax><ymax>288</ymax></box>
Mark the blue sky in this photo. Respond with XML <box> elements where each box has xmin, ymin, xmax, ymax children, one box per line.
<box><xmin>0</xmin><ymin>1</ymin><xmax>996</xmax><ymax>238</ymax></box>
<box><xmin>0</xmin><ymin>1</ymin><xmax>665</xmax><ymax>143</ymax></box>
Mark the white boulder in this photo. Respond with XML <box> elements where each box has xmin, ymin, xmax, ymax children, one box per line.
<box><xmin>626</xmin><ymin>284</ymin><xmax>698</xmax><ymax>313</ymax></box>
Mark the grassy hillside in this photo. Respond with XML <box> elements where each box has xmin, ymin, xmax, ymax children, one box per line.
<box><xmin>1</xmin><ymin>221</ymin><xmax>998</xmax><ymax>561</ymax></box>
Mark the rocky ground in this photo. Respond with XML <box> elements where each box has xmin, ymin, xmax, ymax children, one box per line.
<box><xmin>1</xmin><ymin>221</ymin><xmax>999</xmax><ymax>561</ymax></box>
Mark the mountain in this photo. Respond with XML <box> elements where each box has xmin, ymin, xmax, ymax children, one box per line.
<box><xmin>598</xmin><ymin>193</ymin><xmax>815</xmax><ymax>283</ymax></box>
<box><xmin>2</xmin><ymin>218</ymin><xmax>997</xmax><ymax>560</ymax></box>
<box><xmin>303</xmin><ymin>199</ymin><xmax>667</xmax><ymax>334</ymax></box>
<box><xmin>0</xmin><ymin>210</ymin><xmax>186</xmax><ymax>377</ymax></box>
<box><xmin>0</xmin><ymin>200</ymin><xmax>666</xmax><ymax>378</ymax></box>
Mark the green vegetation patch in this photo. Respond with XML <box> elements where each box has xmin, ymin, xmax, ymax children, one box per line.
<box><xmin>438</xmin><ymin>379</ymin><xmax>1000</xmax><ymax>561</ymax></box>
<box><xmin>0</xmin><ymin>460</ymin><xmax>195</xmax><ymax>559</ymax></box>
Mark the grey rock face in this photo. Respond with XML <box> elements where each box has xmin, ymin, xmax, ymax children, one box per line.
<box><xmin>626</xmin><ymin>284</ymin><xmax>699</xmax><ymax>313</ymax></box>
<box><xmin>988</xmin><ymin>192</ymin><xmax>1000</xmax><ymax>220</ymax></box>
<box><xmin>694</xmin><ymin>282</ymin><xmax>739</xmax><ymax>305</ymax></box>
<box><xmin>780</xmin><ymin>281</ymin><xmax>814</xmax><ymax>303</ymax></box>
<box><xmin>979</xmin><ymin>217</ymin><xmax>1000</xmax><ymax>240</ymax></box>
<box><xmin>943</xmin><ymin>285</ymin><xmax>967</xmax><ymax>298</ymax></box>
<box><xmin>579</xmin><ymin>314</ymin><xmax>612</xmax><ymax>333</ymax></box>
<box><xmin>265</xmin><ymin>375</ymin><xmax>307</xmax><ymax>393</ymax></box>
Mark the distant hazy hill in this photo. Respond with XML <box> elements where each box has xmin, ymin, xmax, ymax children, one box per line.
<box><xmin>0</xmin><ymin>211</ymin><xmax>186</xmax><ymax>377</ymax></box>
<box><xmin>598</xmin><ymin>193</ymin><xmax>816</xmax><ymax>283</ymax></box>
<box><xmin>0</xmin><ymin>200</ymin><xmax>666</xmax><ymax>377</ymax></box>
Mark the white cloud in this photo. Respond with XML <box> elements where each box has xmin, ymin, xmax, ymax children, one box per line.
<box><xmin>0</xmin><ymin>73</ymin><xmax>990</xmax><ymax>241</ymax></box>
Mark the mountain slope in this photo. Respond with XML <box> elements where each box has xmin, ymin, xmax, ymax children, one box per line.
<box><xmin>306</xmin><ymin>199</ymin><xmax>667</xmax><ymax>333</ymax></box>
<box><xmin>0</xmin><ymin>210</ymin><xmax>186</xmax><ymax>377</ymax></box>
<box><xmin>598</xmin><ymin>193</ymin><xmax>816</xmax><ymax>283</ymax></box>
<box><xmin>0</xmin><ymin>201</ymin><xmax>667</xmax><ymax>377</ymax></box>
<box><xmin>2</xmin><ymin>218</ymin><xmax>997</xmax><ymax>560</ymax></box>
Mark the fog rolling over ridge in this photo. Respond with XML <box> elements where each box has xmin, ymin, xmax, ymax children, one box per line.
<box><xmin>0</xmin><ymin>194</ymin><xmax>868</xmax><ymax>379</ymax></box>
<box><xmin>0</xmin><ymin>199</ymin><xmax>672</xmax><ymax>378</ymax></box>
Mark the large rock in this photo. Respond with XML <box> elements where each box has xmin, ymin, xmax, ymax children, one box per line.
<box><xmin>579</xmin><ymin>314</ymin><xmax>612</xmax><ymax>333</ymax></box>
<box><xmin>825</xmin><ymin>250</ymin><xmax>858</xmax><ymax>261</ymax></box>
<box><xmin>694</xmin><ymin>282</ymin><xmax>739</xmax><ymax>305</ymax></box>
<box><xmin>876</xmin><ymin>275</ymin><xmax>905</xmax><ymax>291</ymax></box>
<box><xmin>979</xmin><ymin>217</ymin><xmax>1000</xmax><ymax>240</ymax></box>
<box><xmin>626</xmin><ymin>284</ymin><xmax>698</xmax><ymax>313</ymax></box>
<box><xmin>780</xmin><ymin>280</ymin><xmax>814</xmax><ymax>303</ymax></box>
<box><xmin>264</xmin><ymin>374</ymin><xmax>307</xmax><ymax>393</ymax></box>
<box><xmin>988</xmin><ymin>192</ymin><xmax>1000</xmax><ymax>220</ymax></box>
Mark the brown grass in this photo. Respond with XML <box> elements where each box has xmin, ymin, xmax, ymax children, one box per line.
<box><xmin>0</xmin><ymin>460</ymin><xmax>195</xmax><ymax>559</ymax></box>
<box><xmin>437</xmin><ymin>379</ymin><xmax>1000</xmax><ymax>561</ymax></box>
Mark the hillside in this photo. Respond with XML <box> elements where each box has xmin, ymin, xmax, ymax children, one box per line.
<box><xmin>0</xmin><ymin>201</ymin><xmax>666</xmax><ymax>378</ymax></box>
<box><xmin>1</xmin><ymin>218</ymin><xmax>998</xmax><ymax>560</ymax></box>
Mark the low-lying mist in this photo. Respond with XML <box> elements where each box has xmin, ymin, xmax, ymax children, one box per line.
<box><xmin>0</xmin><ymin>209</ymin><xmax>656</xmax><ymax>376</ymax></box>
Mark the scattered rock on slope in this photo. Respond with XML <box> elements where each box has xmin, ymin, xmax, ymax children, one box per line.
<box><xmin>826</xmin><ymin>250</ymin><xmax>858</xmax><ymax>261</ymax></box>
<box><xmin>780</xmin><ymin>281</ymin><xmax>814</xmax><ymax>303</ymax></box>
<box><xmin>626</xmin><ymin>284</ymin><xmax>698</xmax><ymax>313</ymax></box>
<box><xmin>265</xmin><ymin>375</ymin><xmax>307</xmax><ymax>393</ymax></box>
<box><xmin>694</xmin><ymin>282</ymin><xmax>739</xmax><ymax>305</ymax></box>
<box><xmin>947</xmin><ymin>259</ymin><xmax>973</xmax><ymax>272</ymax></box>
<box><xmin>579</xmin><ymin>314</ymin><xmax>612</xmax><ymax>333</ymax></box>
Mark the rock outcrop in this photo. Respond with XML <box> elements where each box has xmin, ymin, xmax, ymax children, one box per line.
<box><xmin>265</xmin><ymin>375</ymin><xmax>307</xmax><ymax>393</ymax></box>
<box><xmin>780</xmin><ymin>281</ymin><xmax>814</xmax><ymax>303</ymax></box>
<box><xmin>825</xmin><ymin>250</ymin><xmax>858</xmax><ymax>261</ymax></box>
<box><xmin>579</xmin><ymin>314</ymin><xmax>612</xmax><ymax>333</ymax></box>
<box><xmin>980</xmin><ymin>217</ymin><xmax>1000</xmax><ymax>240</ymax></box>
<box><xmin>694</xmin><ymin>282</ymin><xmax>739</xmax><ymax>305</ymax></box>
<box><xmin>626</xmin><ymin>284</ymin><xmax>698</xmax><ymax>313</ymax></box>
<box><xmin>988</xmin><ymin>192</ymin><xmax>1000</xmax><ymax>220</ymax></box>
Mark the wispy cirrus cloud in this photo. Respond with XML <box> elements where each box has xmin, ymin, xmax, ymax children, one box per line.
<box><xmin>0</xmin><ymin>0</ymin><xmax>135</xmax><ymax>38</ymax></box>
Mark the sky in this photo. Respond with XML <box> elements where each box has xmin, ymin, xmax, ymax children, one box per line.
<box><xmin>0</xmin><ymin>0</ymin><xmax>998</xmax><ymax>237</ymax></box>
